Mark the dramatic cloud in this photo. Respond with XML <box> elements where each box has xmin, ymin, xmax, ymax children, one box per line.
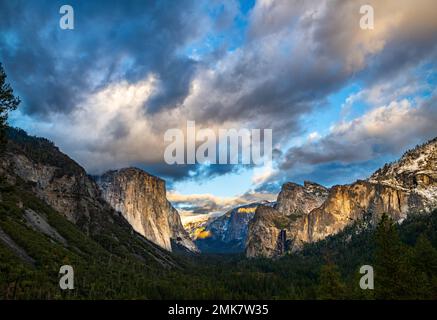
<box><xmin>178</xmin><ymin>0</ymin><xmax>437</xmax><ymax>147</ymax></box>
<box><xmin>2</xmin><ymin>0</ymin><xmax>437</xmax><ymax>213</ymax></box>
<box><xmin>168</xmin><ymin>192</ymin><xmax>247</xmax><ymax>215</ymax></box>
<box><xmin>0</xmin><ymin>0</ymin><xmax>211</xmax><ymax>116</ymax></box>
<box><xmin>278</xmin><ymin>93</ymin><xmax>437</xmax><ymax>183</ymax></box>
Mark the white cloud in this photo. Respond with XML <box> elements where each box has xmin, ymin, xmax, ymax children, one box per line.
<box><xmin>21</xmin><ymin>76</ymin><xmax>175</xmax><ymax>173</ymax></box>
<box><xmin>167</xmin><ymin>192</ymin><xmax>247</xmax><ymax>214</ymax></box>
<box><xmin>251</xmin><ymin>163</ymin><xmax>276</xmax><ymax>186</ymax></box>
<box><xmin>10</xmin><ymin>0</ymin><xmax>437</xmax><ymax>187</ymax></box>
<box><xmin>308</xmin><ymin>131</ymin><xmax>321</xmax><ymax>142</ymax></box>
<box><xmin>281</xmin><ymin>92</ymin><xmax>437</xmax><ymax>173</ymax></box>
<box><xmin>168</xmin><ymin>189</ymin><xmax>277</xmax><ymax>216</ymax></box>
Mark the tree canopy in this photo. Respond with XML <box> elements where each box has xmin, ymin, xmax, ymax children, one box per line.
<box><xmin>0</xmin><ymin>63</ymin><xmax>20</xmax><ymax>144</ymax></box>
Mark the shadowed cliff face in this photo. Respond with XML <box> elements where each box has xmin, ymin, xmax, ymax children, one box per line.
<box><xmin>0</xmin><ymin>128</ymin><xmax>180</xmax><ymax>268</ymax></box>
<box><xmin>245</xmin><ymin>206</ymin><xmax>285</xmax><ymax>258</ymax></box>
<box><xmin>0</xmin><ymin>134</ymin><xmax>106</xmax><ymax>233</ymax></box>
<box><xmin>275</xmin><ymin>181</ymin><xmax>329</xmax><ymax>216</ymax></box>
<box><xmin>246</xmin><ymin>181</ymin><xmax>328</xmax><ymax>258</ymax></box>
<box><xmin>246</xmin><ymin>138</ymin><xmax>437</xmax><ymax>258</ymax></box>
<box><xmin>209</xmin><ymin>204</ymin><xmax>258</xmax><ymax>243</ymax></box>
<box><xmin>96</xmin><ymin>168</ymin><xmax>197</xmax><ymax>253</ymax></box>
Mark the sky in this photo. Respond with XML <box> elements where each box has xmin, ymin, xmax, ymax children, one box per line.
<box><xmin>1</xmin><ymin>0</ymin><xmax>437</xmax><ymax>217</ymax></box>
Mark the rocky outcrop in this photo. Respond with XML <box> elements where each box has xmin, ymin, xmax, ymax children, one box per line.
<box><xmin>209</xmin><ymin>204</ymin><xmax>257</xmax><ymax>243</ymax></box>
<box><xmin>182</xmin><ymin>214</ymin><xmax>214</xmax><ymax>240</ymax></box>
<box><xmin>369</xmin><ymin>137</ymin><xmax>437</xmax><ymax>210</ymax></box>
<box><xmin>198</xmin><ymin>181</ymin><xmax>327</xmax><ymax>255</ymax></box>
<box><xmin>303</xmin><ymin>138</ymin><xmax>437</xmax><ymax>245</ymax></box>
<box><xmin>275</xmin><ymin>181</ymin><xmax>328</xmax><ymax>215</ymax></box>
<box><xmin>304</xmin><ymin>181</ymin><xmax>425</xmax><ymax>244</ymax></box>
<box><xmin>168</xmin><ymin>205</ymin><xmax>199</xmax><ymax>252</ymax></box>
<box><xmin>96</xmin><ymin>168</ymin><xmax>197</xmax><ymax>252</ymax></box>
<box><xmin>0</xmin><ymin>134</ymin><xmax>108</xmax><ymax>233</ymax></box>
<box><xmin>24</xmin><ymin>208</ymin><xmax>67</xmax><ymax>245</ymax></box>
<box><xmin>245</xmin><ymin>206</ymin><xmax>283</xmax><ymax>258</ymax></box>
<box><xmin>246</xmin><ymin>137</ymin><xmax>437</xmax><ymax>258</ymax></box>
<box><xmin>246</xmin><ymin>182</ymin><xmax>327</xmax><ymax>258</ymax></box>
<box><xmin>0</xmin><ymin>128</ymin><xmax>197</xmax><ymax>253</ymax></box>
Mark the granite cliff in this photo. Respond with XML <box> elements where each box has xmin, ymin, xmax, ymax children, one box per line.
<box><xmin>96</xmin><ymin>168</ymin><xmax>197</xmax><ymax>252</ymax></box>
<box><xmin>246</xmin><ymin>181</ymin><xmax>329</xmax><ymax>257</ymax></box>
<box><xmin>246</xmin><ymin>138</ymin><xmax>437</xmax><ymax>258</ymax></box>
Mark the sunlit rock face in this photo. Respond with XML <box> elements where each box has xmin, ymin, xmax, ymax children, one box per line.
<box><xmin>246</xmin><ymin>138</ymin><xmax>437</xmax><ymax>258</ymax></box>
<box><xmin>305</xmin><ymin>181</ymin><xmax>422</xmax><ymax>244</ymax></box>
<box><xmin>245</xmin><ymin>206</ymin><xmax>284</xmax><ymax>258</ymax></box>
<box><xmin>96</xmin><ymin>168</ymin><xmax>197</xmax><ymax>253</ymax></box>
<box><xmin>246</xmin><ymin>181</ymin><xmax>328</xmax><ymax>258</ymax></box>
<box><xmin>182</xmin><ymin>214</ymin><xmax>215</xmax><ymax>241</ymax></box>
<box><xmin>276</xmin><ymin>181</ymin><xmax>329</xmax><ymax>216</ymax></box>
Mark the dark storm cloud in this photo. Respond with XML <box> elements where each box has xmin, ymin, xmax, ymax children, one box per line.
<box><xmin>2</xmin><ymin>0</ymin><xmax>437</xmax><ymax>185</ymax></box>
<box><xmin>146</xmin><ymin>58</ymin><xmax>198</xmax><ymax>114</ymax></box>
<box><xmin>187</xmin><ymin>0</ymin><xmax>437</xmax><ymax>148</ymax></box>
<box><xmin>253</xmin><ymin>182</ymin><xmax>281</xmax><ymax>195</ymax></box>
<box><xmin>278</xmin><ymin>94</ymin><xmax>437</xmax><ymax>182</ymax></box>
<box><xmin>140</xmin><ymin>162</ymin><xmax>247</xmax><ymax>183</ymax></box>
<box><xmin>109</xmin><ymin>117</ymin><xmax>130</xmax><ymax>140</ymax></box>
<box><xmin>0</xmin><ymin>0</ymin><xmax>203</xmax><ymax>116</ymax></box>
<box><xmin>284</xmin><ymin>160</ymin><xmax>388</xmax><ymax>188</ymax></box>
<box><xmin>189</xmin><ymin>45</ymin><xmax>348</xmax><ymax>135</ymax></box>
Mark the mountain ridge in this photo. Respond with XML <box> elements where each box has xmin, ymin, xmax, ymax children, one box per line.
<box><xmin>0</xmin><ymin>127</ymin><xmax>193</xmax><ymax>256</ymax></box>
<box><xmin>2</xmin><ymin>127</ymin><xmax>437</xmax><ymax>260</ymax></box>
<box><xmin>246</xmin><ymin>136</ymin><xmax>437</xmax><ymax>258</ymax></box>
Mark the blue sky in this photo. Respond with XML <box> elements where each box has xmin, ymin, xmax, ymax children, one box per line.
<box><xmin>1</xmin><ymin>0</ymin><xmax>437</xmax><ymax>215</ymax></box>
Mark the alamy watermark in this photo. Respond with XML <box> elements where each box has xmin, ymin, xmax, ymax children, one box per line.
<box><xmin>360</xmin><ymin>4</ymin><xmax>374</xmax><ymax>30</ymax></box>
<box><xmin>59</xmin><ymin>265</ymin><xmax>74</xmax><ymax>290</ymax></box>
<box><xmin>58</xmin><ymin>5</ymin><xmax>374</xmax><ymax>32</ymax></box>
<box><xmin>164</xmin><ymin>121</ymin><xmax>272</xmax><ymax>165</ymax></box>
<box><xmin>59</xmin><ymin>5</ymin><xmax>74</xmax><ymax>30</ymax></box>
<box><xmin>359</xmin><ymin>265</ymin><xmax>374</xmax><ymax>290</ymax></box>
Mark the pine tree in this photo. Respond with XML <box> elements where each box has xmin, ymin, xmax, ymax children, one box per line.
<box><xmin>413</xmin><ymin>234</ymin><xmax>437</xmax><ymax>277</ymax></box>
<box><xmin>317</xmin><ymin>263</ymin><xmax>346</xmax><ymax>299</ymax></box>
<box><xmin>411</xmin><ymin>234</ymin><xmax>437</xmax><ymax>298</ymax></box>
<box><xmin>374</xmin><ymin>213</ymin><xmax>418</xmax><ymax>299</ymax></box>
<box><xmin>0</xmin><ymin>63</ymin><xmax>20</xmax><ymax>145</ymax></box>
